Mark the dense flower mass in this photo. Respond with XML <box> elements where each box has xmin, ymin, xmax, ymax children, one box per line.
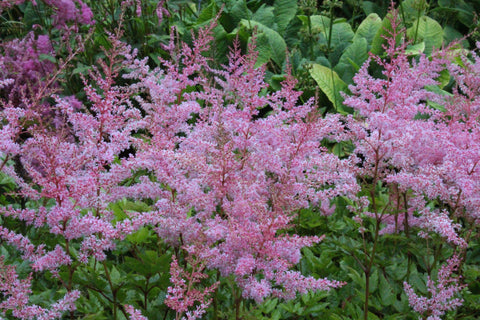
<box><xmin>0</xmin><ymin>14</ymin><xmax>356</xmax><ymax>319</ymax></box>
<box><xmin>121</xmin><ymin>28</ymin><xmax>356</xmax><ymax>302</ymax></box>
<box><xmin>0</xmin><ymin>1</ymin><xmax>479</xmax><ymax>319</ymax></box>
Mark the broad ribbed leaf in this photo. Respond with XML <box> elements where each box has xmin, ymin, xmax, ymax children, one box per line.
<box><xmin>310</xmin><ymin>64</ymin><xmax>348</xmax><ymax>113</ymax></box>
<box><xmin>353</xmin><ymin>13</ymin><xmax>382</xmax><ymax>47</ymax></box>
<box><xmin>252</xmin><ymin>4</ymin><xmax>275</xmax><ymax>27</ymax></box>
<box><xmin>274</xmin><ymin>0</ymin><xmax>297</xmax><ymax>33</ymax></box>
<box><xmin>240</xmin><ymin>19</ymin><xmax>286</xmax><ymax>67</ymax></box>
<box><xmin>335</xmin><ymin>37</ymin><xmax>368</xmax><ymax>83</ymax></box>
<box><xmin>407</xmin><ymin>16</ymin><xmax>444</xmax><ymax>56</ymax></box>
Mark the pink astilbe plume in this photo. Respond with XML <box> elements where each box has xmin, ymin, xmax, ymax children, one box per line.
<box><xmin>343</xmin><ymin>4</ymin><xmax>480</xmax><ymax>251</ymax></box>
<box><xmin>0</xmin><ymin>1</ymin><xmax>94</xmax><ymax>27</ymax></box>
<box><xmin>0</xmin><ymin>32</ymin><xmax>56</xmax><ymax>107</ymax></box>
<box><xmin>165</xmin><ymin>256</ymin><xmax>218</xmax><ymax>320</ymax></box>
<box><xmin>404</xmin><ymin>255</ymin><xmax>466</xmax><ymax>320</ymax></box>
<box><xmin>1</xmin><ymin>15</ymin><xmax>355</xmax><ymax>318</ymax></box>
<box><xmin>125</xmin><ymin>305</ymin><xmax>148</xmax><ymax>320</ymax></box>
<box><xmin>0</xmin><ymin>256</ymin><xmax>80</xmax><ymax>319</ymax></box>
<box><xmin>0</xmin><ymin>27</ymin><xmax>142</xmax><ymax>278</ymax></box>
<box><xmin>123</xmin><ymin>24</ymin><xmax>356</xmax><ymax>304</ymax></box>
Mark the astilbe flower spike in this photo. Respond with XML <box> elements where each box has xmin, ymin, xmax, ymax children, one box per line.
<box><xmin>404</xmin><ymin>255</ymin><xmax>466</xmax><ymax>320</ymax></box>
<box><xmin>123</xmin><ymin>24</ymin><xmax>356</xmax><ymax>305</ymax></box>
<box><xmin>1</xmin><ymin>16</ymin><xmax>355</xmax><ymax>319</ymax></box>
<box><xmin>0</xmin><ymin>256</ymin><xmax>80</xmax><ymax>319</ymax></box>
<box><xmin>165</xmin><ymin>256</ymin><xmax>218</xmax><ymax>320</ymax></box>
<box><xmin>343</xmin><ymin>4</ymin><xmax>479</xmax><ymax>248</ymax></box>
<box><xmin>0</xmin><ymin>22</ymin><xmax>142</xmax><ymax>312</ymax></box>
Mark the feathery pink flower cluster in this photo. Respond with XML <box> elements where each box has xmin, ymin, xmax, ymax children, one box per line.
<box><xmin>121</xmin><ymin>27</ymin><xmax>356</xmax><ymax>302</ymax></box>
<box><xmin>165</xmin><ymin>256</ymin><xmax>218</xmax><ymax>319</ymax></box>
<box><xmin>344</xmin><ymin>6</ymin><xmax>479</xmax><ymax>249</ymax></box>
<box><xmin>404</xmin><ymin>255</ymin><xmax>466</xmax><ymax>320</ymax></box>
<box><xmin>0</xmin><ymin>256</ymin><xmax>79</xmax><ymax>319</ymax></box>
<box><xmin>0</xmin><ymin>18</ymin><xmax>356</xmax><ymax>316</ymax></box>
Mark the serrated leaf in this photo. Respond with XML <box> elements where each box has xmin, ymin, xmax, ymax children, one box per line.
<box><xmin>309</xmin><ymin>64</ymin><xmax>348</xmax><ymax>113</ymax></box>
<box><xmin>305</xmin><ymin>303</ymin><xmax>329</xmax><ymax>313</ymax></box>
<box><xmin>354</xmin><ymin>13</ymin><xmax>382</xmax><ymax>46</ymax></box>
<box><xmin>126</xmin><ymin>227</ymin><xmax>150</xmax><ymax>244</ymax></box>
<box><xmin>262</xmin><ymin>298</ymin><xmax>278</xmax><ymax>314</ymax></box>
<box><xmin>335</xmin><ymin>37</ymin><xmax>368</xmax><ymax>83</ymax></box>
<box><xmin>240</xmin><ymin>19</ymin><xmax>286</xmax><ymax>67</ymax></box>
<box><xmin>110</xmin><ymin>265</ymin><xmax>122</xmax><ymax>287</ymax></box>
<box><xmin>407</xmin><ymin>16</ymin><xmax>443</xmax><ymax>56</ymax></box>
<box><xmin>409</xmin><ymin>272</ymin><xmax>427</xmax><ymax>295</ymax></box>
<box><xmin>272</xmin><ymin>309</ymin><xmax>281</xmax><ymax>320</ymax></box>
<box><xmin>274</xmin><ymin>0</ymin><xmax>297</xmax><ymax>34</ymax></box>
<box><xmin>252</xmin><ymin>4</ymin><xmax>275</xmax><ymax>27</ymax></box>
<box><xmin>379</xmin><ymin>274</ymin><xmax>396</xmax><ymax>306</ymax></box>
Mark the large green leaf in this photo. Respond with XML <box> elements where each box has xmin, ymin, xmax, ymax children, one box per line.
<box><xmin>219</xmin><ymin>0</ymin><xmax>251</xmax><ymax>32</ymax></box>
<box><xmin>407</xmin><ymin>16</ymin><xmax>444</xmax><ymax>56</ymax></box>
<box><xmin>335</xmin><ymin>37</ymin><xmax>368</xmax><ymax>83</ymax></box>
<box><xmin>239</xmin><ymin>19</ymin><xmax>286</xmax><ymax>67</ymax></box>
<box><xmin>353</xmin><ymin>13</ymin><xmax>382</xmax><ymax>47</ymax></box>
<box><xmin>273</xmin><ymin>0</ymin><xmax>298</xmax><ymax>34</ymax></box>
<box><xmin>252</xmin><ymin>4</ymin><xmax>275</xmax><ymax>27</ymax></box>
<box><xmin>309</xmin><ymin>64</ymin><xmax>348</xmax><ymax>113</ymax></box>
<box><xmin>328</xmin><ymin>21</ymin><xmax>355</xmax><ymax>64</ymax></box>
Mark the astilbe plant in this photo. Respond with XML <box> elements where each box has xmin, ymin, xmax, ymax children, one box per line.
<box><xmin>342</xmin><ymin>4</ymin><xmax>478</xmax><ymax>318</ymax></box>
<box><xmin>404</xmin><ymin>255</ymin><xmax>466</xmax><ymax>320</ymax></box>
<box><xmin>0</xmin><ymin>0</ymin><xmax>94</xmax><ymax>27</ymax></box>
<box><xmin>0</xmin><ymin>25</ymin><xmax>143</xmax><ymax>318</ymax></box>
<box><xmin>120</xmin><ymin>24</ymin><xmax>358</xmax><ymax>315</ymax></box>
<box><xmin>0</xmin><ymin>17</ymin><xmax>358</xmax><ymax>319</ymax></box>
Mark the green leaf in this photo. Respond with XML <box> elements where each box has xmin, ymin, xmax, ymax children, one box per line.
<box><xmin>353</xmin><ymin>13</ymin><xmax>382</xmax><ymax>47</ymax></box>
<box><xmin>262</xmin><ymin>298</ymin><xmax>278</xmax><ymax>314</ymax></box>
<box><xmin>297</xmin><ymin>15</ymin><xmax>330</xmax><ymax>33</ymax></box>
<box><xmin>309</xmin><ymin>64</ymin><xmax>348</xmax><ymax>113</ymax></box>
<box><xmin>273</xmin><ymin>0</ymin><xmax>297</xmax><ymax>34</ymax></box>
<box><xmin>109</xmin><ymin>265</ymin><xmax>122</xmax><ymax>287</ymax></box>
<box><xmin>305</xmin><ymin>303</ymin><xmax>329</xmax><ymax>313</ymax></box>
<box><xmin>197</xmin><ymin>1</ymin><xmax>219</xmax><ymax>24</ymax></box>
<box><xmin>335</xmin><ymin>37</ymin><xmax>368</xmax><ymax>83</ymax></box>
<box><xmin>379</xmin><ymin>274</ymin><xmax>396</xmax><ymax>306</ymax></box>
<box><xmin>370</xmin><ymin>268</ymin><xmax>379</xmax><ymax>293</ymax></box>
<box><xmin>239</xmin><ymin>19</ymin><xmax>286</xmax><ymax>67</ymax></box>
<box><xmin>272</xmin><ymin>309</ymin><xmax>281</xmax><ymax>320</ymax></box>
<box><xmin>409</xmin><ymin>272</ymin><xmax>427</xmax><ymax>295</ymax></box>
<box><xmin>72</xmin><ymin>63</ymin><xmax>92</xmax><ymax>75</ymax></box>
<box><xmin>252</xmin><ymin>4</ymin><xmax>275</xmax><ymax>27</ymax></box>
<box><xmin>400</xmin><ymin>0</ymin><xmax>426</xmax><ymax>25</ymax></box>
<box><xmin>407</xmin><ymin>16</ymin><xmax>444</xmax><ymax>56</ymax></box>
<box><xmin>126</xmin><ymin>227</ymin><xmax>150</xmax><ymax>244</ymax></box>
<box><xmin>405</xmin><ymin>42</ymin><xmax>425</xmax><ymax>55</ymax></box>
